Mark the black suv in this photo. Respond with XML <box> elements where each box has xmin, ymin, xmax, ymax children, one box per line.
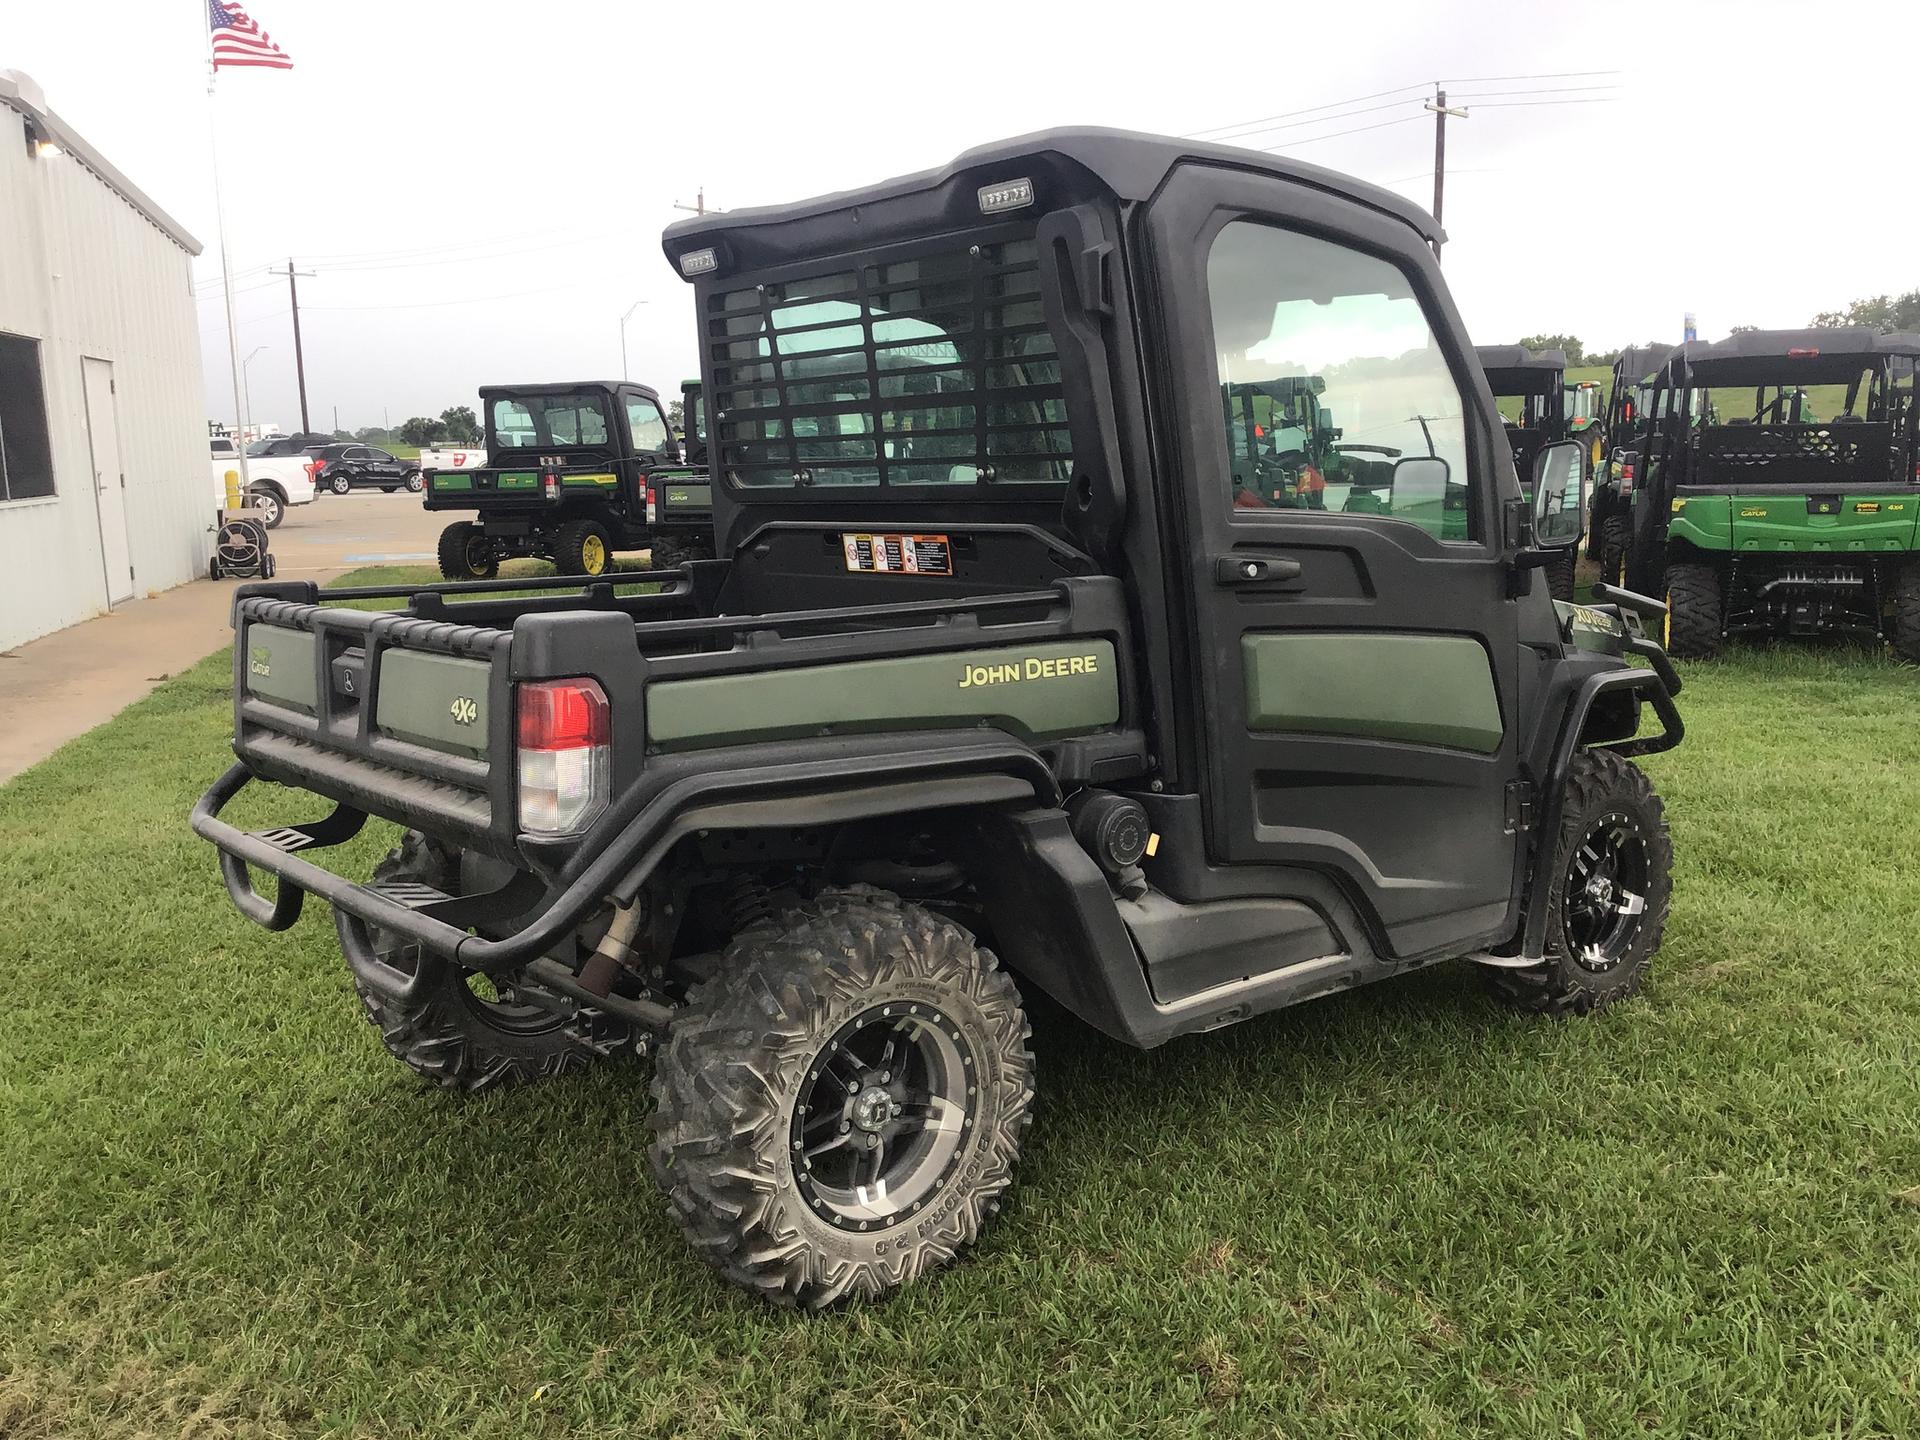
<box><xmin>312</xmin><ymin>444</ymin><xmax>424</xmax><ymax>495</ymax></box>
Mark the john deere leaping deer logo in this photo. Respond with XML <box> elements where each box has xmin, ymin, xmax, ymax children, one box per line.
<box><xmin>450</xmin><ymin>696</ymin><xmax>479</xmax><ymax>726</ymax></box>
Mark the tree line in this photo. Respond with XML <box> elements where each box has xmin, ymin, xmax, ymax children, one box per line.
<box><xmin>1515</xmin><ymin>290</ymin><xmax>1917</xmax><ymax>371</ymax></box>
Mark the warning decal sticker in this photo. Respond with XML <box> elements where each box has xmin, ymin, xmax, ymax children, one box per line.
<box><xmin>841</xmin><ymin>533</ymin><xmax>954</xmax><ymax>576</ymax></box>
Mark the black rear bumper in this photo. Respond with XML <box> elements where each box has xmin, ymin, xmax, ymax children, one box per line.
<box><xmin>193</xmin><ymin>733</ymin><xmax>1058</xmax><ymax>1002</ymax></box>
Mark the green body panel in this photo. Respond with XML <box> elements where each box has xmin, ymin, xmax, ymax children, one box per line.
<box><xmin>660</xmin><ymin>481</ymin><xmax>713</xmax><ymax>509</ymax></box>
<box><xmin>1670</xmin><ymin>494</ymin><xmax>1918</xmax><ymax>554</ymax></box>
<box><xmin>1241</xmin><ymin>631</ymin><xmax>1502</xmax><ymax>754</ymax></box>
<box><xmin>374</xmin><ymin>651</ymin><xmax>492</xmax><ymax>759</ymax></box>
<box><xmin>1552</xmin><ymin>600</ymin><xmax>1628</xmax><ymax>657</ymax></box>
<box><xmin>242</xmin><ymin>625</ymin><xmax>318</xmax><ymax>715</ymax></box>
<box><xmin>497</xmin><ymin>471</ymin><xmax>538</xmax><ymax>490</ymax></box>
<box><xmin>646</xmin><ymin>640</ymin><xmax>1119</xmax><ymax>753</ymax></box>
<box><xmin>430</xmin><ymin>473</ymin><xmax>474</xmax><ymax>492</ymax></box>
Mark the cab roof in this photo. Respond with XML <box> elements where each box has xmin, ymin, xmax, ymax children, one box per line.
<box><xmin>1475</xmin><ymin>345</ymin><xmax>1567</xmax><ymax>394</ymax></box>
<box><xmin>477</xmin><ymin>381</ymin><xmax>659</xmax><ymax>400</ymax></box>
<box><xmin>1614</xmin><ymin>345</ymin><xmax>1678</xmax><ymax>383</ymax></box>
<box><xmin>661</xmin><ymin>126</ymin><xmax>1443</xmax><ymax>278</ymax></box>
<box><xmin>1679</xmin><ymin>328</ymin><xmax>1920</xmax><ymax>387</ymax></box>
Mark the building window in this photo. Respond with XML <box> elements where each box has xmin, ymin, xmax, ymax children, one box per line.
<box><xmin>0</xmin><ymin>332</ymin><xmax>56</xmax><ymax>502</ymax></box>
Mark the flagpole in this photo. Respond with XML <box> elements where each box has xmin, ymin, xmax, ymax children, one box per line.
<box><xmin>206</xmin><ymin>34</ymin><xmax>251</xmax><ymax>498</ymax></box>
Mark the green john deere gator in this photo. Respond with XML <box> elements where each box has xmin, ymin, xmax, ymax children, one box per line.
<box><xmin>1624</xmin><ymin>327</ymin><xmax>1920</xmax><ymax>659</ymax></box>
<box><xmin>425</xmin><ymin>380</ymin><xmax>717</xmax><ymax>579</ymax></box>
<box><xmin>193</xmin><ymin>128</ymin><xmax>1684</xmax><ymax>1310</ymax></box>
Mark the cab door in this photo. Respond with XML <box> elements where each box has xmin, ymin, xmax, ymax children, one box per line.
<box><xmin>617</xmin><ymin>390</ymin><xmax>673</xmax><ymax>517</ymax></box>
<box><xmin>1143</xmin><ymin>165</ymin><xmax>1529</xmax><ymax>960</ymax></box>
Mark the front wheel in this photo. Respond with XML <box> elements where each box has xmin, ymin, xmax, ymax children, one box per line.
<box><xmin>405</xmin><ymin>470</ymin><xmax>425</xmax><ymax>493</ymax></box>
<box><xmin>1890</xmin><ymin>558</ymin><xmax>1920</xmax><ymax>664</ymax></box>
<box><xmin>1664</xmin><ymin>560</ymin><xmax>1723</xmax><ymax>659</ymax></box>
<box><xmin>330</xmin><ymin>474</ymin><xmax>352</xmax><ymax>495</ymax></box>
<box><xmin>1486</xmin><ymin>750</ymin><xmax>1672</xmax><ymax>1017</ymax></box>
<box><xmin>649</xmin><ymin>892</ymin><xmax>1036</xmax><ymax>1308</ymax></box>
<box><xmin>1544</xmin><ymin>547</ymin><xmax>1577</xmax><ymax>603</ymax></box>
<box><xmin>437</xmin><ymin>521</ymin><xmax>498</xmax><ymax>581</ymax></box>
<box><xmin>248</xmin><ymin>486</ymin><xmax>284</xmax><ymax>529</ymax></box>
<box><xmin>554</xmin><ymin>518</ymin><xmax>613</xmax><ymax>577</ymax></box>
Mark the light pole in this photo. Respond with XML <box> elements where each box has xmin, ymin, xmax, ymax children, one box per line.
<box><xmin>620</xmin><ymin>299</ymin><xmax>648</xmax><ymax>380</ymax></box>
<box><xmin>241</xmin><ymin>345</ymin><xmax>270</xmax><ymax>442</ymax></box>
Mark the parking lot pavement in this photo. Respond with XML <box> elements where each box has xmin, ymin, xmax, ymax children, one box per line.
<box><xmin>0</xmin><ymin>493</ymin><xmax>444</xmax><ymax>784</ymax></box>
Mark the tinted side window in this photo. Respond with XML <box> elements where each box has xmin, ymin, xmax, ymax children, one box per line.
<box><xmin>1206</xmin><ymin>221</ymin><xmax>1477</xmax><ymax>541</ymax></box>
<box><xmin>626</xmin><ymin>397</ymin><xmax>669</xmax><ymax>454</ymax></box>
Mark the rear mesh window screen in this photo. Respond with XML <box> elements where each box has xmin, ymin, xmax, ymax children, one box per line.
<box><xmin>706</xmin><ymin>234</ymin><xmax>1072</xmax><ymax>491</ymax></box>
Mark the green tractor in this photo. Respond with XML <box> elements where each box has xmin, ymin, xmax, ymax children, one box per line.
<box><xmin>1564</xmin><ymin>377</ymin><xmax>1607</xmax><ymax>473</ymax></box>
<box><xmin>1477</xmin><ymin>345</ymin><xmax>1582</xmax><ymax>599</ymax></box>
<box><xmin>1624</xmin><ymin>327</ymin><xmax>1920</xmax><ymax>659</ymax></box>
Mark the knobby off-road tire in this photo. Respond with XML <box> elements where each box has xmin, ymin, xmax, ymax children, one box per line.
<box><xmin>350</xmin><ymin>832</ymin><xmax>592</xmax><ymax>1092</ymax></box>
<box><xmin>437</xmin><ymin>521</ymin><xmax>498</xmax><ymax>581</ymax></box>
<box><xmin>1545</xmin><ymin>547</ymin><xmax>1577</xmax><ymax>603</ymax></box>
<box><xmin>1664</xmin><ymin>560</ymin><xmax>1722</xmax><ymax>659</ymax></box>
<box><xmin>647</xmin><ymin>534</ymin><xmax>715</xmax><ymax>571</ymax></box>
<box><xmin>554</xmin><ymin>519</ymin><xmax>613</xmax><ymax>577</ymax></box>
<box><xmin>649</xmin><ymin>891</ymin><xmax>1036</xmax><ymax>1309</ymax></box>
<box><xmin>1486</xmin><ymin>750</ymin><xmax>1672</xmax><ymax>1018</ymax></box>
<box><xmin>1598</xmin><ymin>514</ymin><xmax>1633</xmax><ymax>589</ymax></box>
<box><xmin>1890</xmin><ymin>558</ymin><xmax>1920</xmax><ymax>664</ymax></box>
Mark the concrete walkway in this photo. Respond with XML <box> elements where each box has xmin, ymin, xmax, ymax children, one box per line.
<box><xmin>0</xmin><ymin>494</ymin><xmax>446</xmax><ymax>783</ymax></box>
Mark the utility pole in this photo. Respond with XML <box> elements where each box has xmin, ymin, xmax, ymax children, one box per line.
<box><xmin>272</xmin><ymin>259</ymin><xmax>316</xmax><ymax>432</ymax></box>
<box><xmin>1424</xmin><ymin>86</ymin><xmax>1470</xmax><ymax>260</ymax></box>
<box><xmin>620</xmin><ymin>299</ymin><xmax>648</xmax><ymax>380</ymax></box>
<box><xmin>673</xmin><ymin>188</ymin><xmax>721</xmax><ymax>217</ymax></box>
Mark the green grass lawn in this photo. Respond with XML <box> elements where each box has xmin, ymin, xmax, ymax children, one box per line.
<box><xmin>3</xmin><ymin>626</ymin><xmax>1920</xmax><ymax>1434</ymax></box>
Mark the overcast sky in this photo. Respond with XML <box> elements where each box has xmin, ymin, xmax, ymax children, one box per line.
<box><xmin>9</xmin><ymin>0</ymin><xmax>1918</xmax><ymax>435</ymax></box>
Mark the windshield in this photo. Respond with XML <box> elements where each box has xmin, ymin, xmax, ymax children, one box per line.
<box><xmin>1563</xmin><ymin>386</ymin><xmax>1599</xmax><ymax>422</ymax></box>
<box><xmin>244</xmin><ymin>437</ymin><xmax>286</xmax><ymax>456</ymax></box>
<box><xmin>489</xmin><ymin>393</ymin><xmax>611</xmax><ymax>449</ymax></box>
<box><xmin>704</xmin><ymin>235</ymin><xmax>1072</xmax><ymax>492</ymax></box>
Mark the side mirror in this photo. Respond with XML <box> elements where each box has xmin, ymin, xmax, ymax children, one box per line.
<box><xmin>1388</xmin><ymin>454</ymin><xmax>1450</xmax><ymax>529</ymax></box>
<box><xmin>1529</xmin><ymin>440</ymin><xmax>1584</xmax><ymax>550</ymax></box>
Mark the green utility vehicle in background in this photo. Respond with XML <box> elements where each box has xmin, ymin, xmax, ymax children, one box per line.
<box><xmin>424</xmin><ymin>380</ymin><xmax>714</xmax><ymax>579</ymax></box>
<box><xmin>1564</xmin><ymin>377</ymin><xmax>1606</xmax><ymax>471</ymax></box>
<box><xmin>642</xmin><ymin>380</ymin><xmax>716</xmax><ymax>569</ymax></box>
<box><xmin>1591</xmin><ymin>344</ymin><xmax>1683</xmax><ymax>584</ymax></box>
<box><xmin>194</xmin><ymin>129</ymin><xmax>1683</xmax><ymax>1310</ymax></box>
<box><xmin>1477</xmin><ymin>345</ymin><xmax>1581</xmax><ymax>598</ymax></box>
<box><xmin>1626</xmin><ymin>327</ymin><xmax>1920</xmax><ymax>658</ymax></box>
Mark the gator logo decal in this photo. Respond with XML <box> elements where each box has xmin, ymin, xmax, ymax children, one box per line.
<box><xmin>450</xmin><ymin>696</ymin><xmax>479</xmax><ymax>726</ymax></box>
<box><xmin>249</xmin><ymin>646</ymin><xmax>271</xmax><ymax>678</ymax></box>
<box><xmin>1740</xmin><ymin>507</ymin><xmax>1768</xmax><ymax>517</ymax></box>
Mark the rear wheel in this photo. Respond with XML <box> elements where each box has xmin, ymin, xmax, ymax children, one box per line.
<box><xmin>247</xmin><ymin>486</ymin><xmax>285</xmax><ymax>529</ymax></box>
<box><xmin>1891</xmin><ymin>557</ymin><xmax>1920</xmax><ymax>664</ymax></box>
<box><xmin>351</xmin><ymin>833</ymin><xmax>593</xmax><ymax>1093</ymax></box>
<box><xmin>330</xmin><ymin>474</ymin><xmax>352</xmax><ymax>495</ymax></box>
<box><xmin>437</xmin><ymin>521</ymin><xmax>498</xmax><ymax>581</ymax></box>
<box><xmin>1598</xmin><ymin>514</ymin><xmax>1633</xmax><ymax>589</ymax></box>
<box><xmin>1486</xmin><ymin>750</ymin><xmax>1671</xmax><ymax>1017</ymax></box>
<box><xmin>1664</xmin><ymin>560</ymin><xmax>1723</xmax><ymax>659</ymax></box>
<box><xmin>649</xmin><ymin>891</ymin><xmax>1036</xmax><ymax>1308</ymax></box>
<box><xmin>554</xmin><ymin>519</ymin><xmax>613</xmax><ymax>577</ymax></box>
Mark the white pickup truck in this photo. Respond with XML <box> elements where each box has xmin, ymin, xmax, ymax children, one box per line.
<box><xmin>414</xmin><ymin>444</ymin><xmax>489</xmax><ymax>472</ymax></box>
<box><xmin>209</xmin><ymin>435</ymin><xmax>319</xmax><ymax>528</ymax></box>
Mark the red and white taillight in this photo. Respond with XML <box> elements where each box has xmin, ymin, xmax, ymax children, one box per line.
<box><xmin>1619</xmin><ymin>454</ymin><xmax>1637</xmax><ymax>494</ymax></box>
<box><xmin>516</xmin><ymin>678</ymin><xmax>609</xmax><ymax>835</ymax></box>
<box><xmin>643</xmin><ymin>483</ymin><xmax>656</xmax><ymax>524</ymax></box>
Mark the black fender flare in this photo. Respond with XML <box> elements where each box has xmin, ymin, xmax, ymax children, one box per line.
<box><xmin>1518</xmin><ymin>667</ymin><xmax>1682</xmax><ymax>959</ymax></box>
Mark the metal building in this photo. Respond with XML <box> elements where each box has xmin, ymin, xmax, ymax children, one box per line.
<box><xmin>0</xmin><ymin>69</ymin><xmax>210</xmax><ymax>652</ymax></box>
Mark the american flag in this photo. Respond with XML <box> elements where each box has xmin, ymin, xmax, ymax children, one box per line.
<box><xmin>208</xmin><ymin>0</ymin><xmax>294</xmax><ymax>70</ymax></box>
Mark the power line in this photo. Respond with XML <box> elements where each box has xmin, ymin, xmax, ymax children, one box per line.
<box><xmin>1443</xmin><ymin>83</ymin><xmax>1621</xmax><ymax>99</ymax></box>
<box><xmin>1438</xmin><ymin>68</ymin><xmax>1620</xmax><ymax>84</ymax></box>
<box><xmin>1204</xmin><ymin>97</ymin><xmax>1428</xmax><ymax>146</ymax></box>
<box><xmin>1184</xmin><ymin>82</ymin><xmax>1431</xmax><ymax>139</ymax></box>
<box><xmin>1260</xmin><ymin>113</ymin><xmax>1429</xmax><ymax>151</ymax></box>
<box><xmin>303</xmin><ymin>279</ymin><xmax>600</xmax><ymax>312</ymax></box>
<box><xmin>1466</xmin><ymin>97</ymin><xmax>1618</xmax><ymax>108</ymax></box>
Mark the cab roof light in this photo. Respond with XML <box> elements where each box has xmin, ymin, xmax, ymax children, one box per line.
<box><xmin>1787</xmin><ymin>346</ymin><xmax>1820</xmax><ymax>358</ymax></box>
<box><xmin>679</xmin><ymin>247</ymin><xmax>718</xmax><ymax>278</ymax></box>
<box><xmin>977</xmin><ymin>177</ymin><xmax>1035</xmax><ymax>215</ymax></box>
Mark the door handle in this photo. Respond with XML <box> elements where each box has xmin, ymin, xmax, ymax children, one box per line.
<box><xmin>1214</xmin><ymin>554</ymin><xmax>1302</xmax><ymax>586</ymax></box>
